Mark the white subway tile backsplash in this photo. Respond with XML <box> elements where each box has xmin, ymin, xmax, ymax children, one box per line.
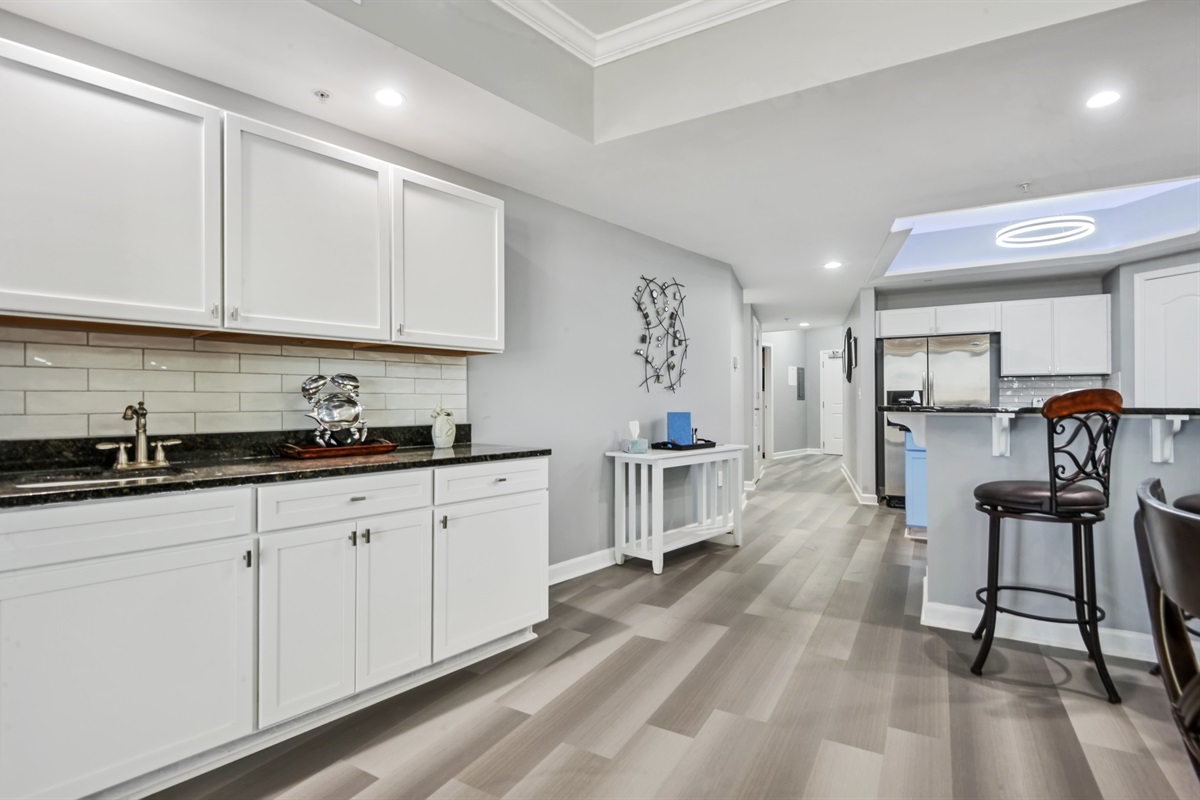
<box><xmin>0</xmin><ymin>342</ymin><xmax>23</xmax><ymax>366</ymax></box>
<box><xmin>89</xmin><ymin>369</ymin><xmax>194</xmax><ymax>392</ymax></box>
<box><xmin>0</xmin><ymin>414</ymin><xmax>88</xmax><ymax>439</ymax></box>
<box><xmin>27</xmin><ymin>343</ymin><xmax>141</xmax><ymax>369</ymax></box>
<box><xmin>195</xmin><ymin>340</ymin><xmax>283</xmax><ymax>356</ymax></box>
<box><xmin>0</xmin><ymin>327</ymin><xmax>86</xmax><ymax>345</ymax></box>
<box><xmin>195</xmin><ymin>372</ymin><xmax>282</xmax><ymax>393</ymax></box>
<box><xmin>195</xmin><ymin>412</ymin><xmax>281</xmax><ymax>433</ymax></box>
<box><xmin>144</xmin><ymin>349</ymin><xmax>239</xmax><ymax>373</ymax></box>
<box><xmin>0</xmin><ymin>391</ymin><xmax>24</xmax><ymax>414</ymax></box>
<box><xmin>143</xmin><ymin>392</ymin><xmax>240</xmax><ymax>413</ymax></box>
<box><xmin>385</xmin><ymin>362</ymin><xmax>441</xmax><ymax>379</ymax></box>
<box><xmin>0</xmin><ymin>326</ymin><xmax>471</xmax><ymax>439</ymax></box>
<box><xmin>26</xmin><ymin>391</ymin><xmax>140</xmax><ymax>415</ymax></box>
<box><xmin>89</xmin><ymin>332</ymin><xmax>194</xmax><ymax>351</ymax></box>
<box><xmin>0</xmin><ymin>366</ymin><xmax>88</xmax><ymax>390</ymax></box>
<box><xmin>240</xmin><ymin>354</ymin><xmax>319</xmax><ymax>375</ymax></box>
<box><xmin>320</xmin><ymin>358</ymin><xmax>385</xmax><ymax>377</ymax></box>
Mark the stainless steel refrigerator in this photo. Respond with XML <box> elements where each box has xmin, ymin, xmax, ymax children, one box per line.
<box><xmin>879</xmin><ymin>334</ymin><xmax>999</xmax><ymax>506</ymax></box>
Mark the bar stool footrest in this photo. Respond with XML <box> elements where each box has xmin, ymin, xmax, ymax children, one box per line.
<box><xmin>974</xmin><ymin>585</ymin><xmax>1107</xmax><ymax>625</ymax></box>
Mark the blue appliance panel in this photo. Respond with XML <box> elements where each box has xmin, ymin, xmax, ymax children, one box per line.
<box><xmin>904</xmin><ymin>431</ymin><xmax>928</xmax><ymax>529</ymax></box>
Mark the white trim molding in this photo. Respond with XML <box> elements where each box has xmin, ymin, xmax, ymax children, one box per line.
<box><xmin>920</xmin><ymin>577</ymin><xmax>1157</xmax><ymax>663</ymax></box>
<box><xmin>549</xmin><ymin>548</ymin><xmax>617</xmax><ymax>585</ymax></box>
<box><xmin>840</xmin><ymin>462</ymin><xmax>878</xmax><ymax>506</ymax></box>
<box><xmin>490</xmin><ymin>0</ymin><xmax>789</xmax><ymax>66</ymax></box>
<box><xmin>772</xmin><ymin>448</ymin><xmax>821</xmax><ymax>459</ymax></box>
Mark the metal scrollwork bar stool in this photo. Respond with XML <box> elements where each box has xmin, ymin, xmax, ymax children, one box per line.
<box><xmin>970</xmin><ymin>388</ymin><xmax>1123</xmax><ymax>703</ymax></box>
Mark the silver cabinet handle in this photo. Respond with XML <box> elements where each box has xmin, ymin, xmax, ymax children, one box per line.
<box><xmin>211</xmin><ymin>303</ymin><xmax>220</xmax><ymax>318</ymax></box>
<box><xmin>441</xmin><ymin>515</ymin><xmax>448</xmax><ymax>529</ymax></box>
<box><xmin>230</xmin><ymin>306</ymin><xmax>240</xmax><ymax>321</ymax></box>
<box><xmin>362</xmin><ymin>528</ymin><xmax>371</xmax><ymax>544</ymax></box>
<box><xmin>495</xmin><ymin>477</ymin><xmax>508</xmax><ymax>483</ymax></box>
<box><xmin>349</xmin><ymin>530</ymin><xmax>357</xmax><ymax>546</ymax></box>
<box><xmin>350</xmin><ymin>496</ymin><xmax>366</xmax><ymax>502</ymax></box>
<box><xmin>396</xmin><ymin>323</ymin><xmax>404</xmax><ymax>334</ymax></box>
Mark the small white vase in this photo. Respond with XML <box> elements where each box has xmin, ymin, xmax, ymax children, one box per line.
<box><xmin>432</xmin><ymin>413</ymin><xmax>456</xmax><ymax>448</ymax></box>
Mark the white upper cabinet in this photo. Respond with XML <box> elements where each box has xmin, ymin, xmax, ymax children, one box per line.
<box><xmin>0</xmin><ymin>41</ymin><xmax>222</xmax><ymax>328</ymax></box>
<box><xmin>876</xmin><ymin>307</ymin><xmax>935</xmax><ymax>338</ymax></box>
<box><xmin>393</xmin><ymin>168</ymin><xmax>505</xmax><ymax>352</ymax></box>
<box><xmin>1000</xmin><ymin>295</ymin><xmax>1110</xmax><ymax>376</ymax></box>
<box><xmin>1135</xmin><ymin>264</ymin><xmax>1200</xmax><ymax>407</ymax></box>
<box><xmin>224</xmin><ymin>115</ymin><xmax>390</xmax><ymax>341</ymax></box>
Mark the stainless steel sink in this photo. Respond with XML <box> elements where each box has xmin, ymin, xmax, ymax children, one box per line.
<box><xmin>12</xmin><ymin>466</ymin><xmax>192</xmax><ymax>489</ymax></box>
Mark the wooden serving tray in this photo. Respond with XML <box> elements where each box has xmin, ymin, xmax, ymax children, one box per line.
<box><xmin>275</xmin><ymin>439</ymin><xmax>399</xmax><ymax>460</ymax></box>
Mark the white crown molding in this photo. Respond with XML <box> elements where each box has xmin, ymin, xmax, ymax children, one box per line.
<box><xmin>491</xmin><ymin>0</ymin><xmax>789</xmax><ymax>67</ymax></box>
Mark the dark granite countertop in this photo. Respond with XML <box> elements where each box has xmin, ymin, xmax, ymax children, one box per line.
<box><xmin>0</xmin><ymin>426</ymin><xmax>550</xmax><ymax>508</ymax></box>
<box><xmin>878</xmin><ymin>405</ymin><xmax>1200</xmax><ymax>415</ymax></box>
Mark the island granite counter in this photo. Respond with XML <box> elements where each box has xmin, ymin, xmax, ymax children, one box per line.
<box><xmin>878</xmin><ymin>405</ymin><xmax>1200</xmax><ymax>658</ymax></box>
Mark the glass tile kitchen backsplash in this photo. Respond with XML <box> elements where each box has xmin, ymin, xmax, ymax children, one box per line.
<box><xmin>0</xmin><ymin>325</ymin><xmax>467</xmax><ymax>440</ymax></box>
<box><xmin>999</xmin><ymin>375</ymin><xmax>1108</xmax><ymax>408</ymax></box>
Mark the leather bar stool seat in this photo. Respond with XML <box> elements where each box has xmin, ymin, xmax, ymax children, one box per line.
<box><xmin>974</xmin><ymin>481</ymin><xmax>1107</xmax><ymax>514</ymax></box>
<box><xmin>1175</xmin><ymin>494</ymin><xmax>1200</xmax><ymax>516</ymax></box>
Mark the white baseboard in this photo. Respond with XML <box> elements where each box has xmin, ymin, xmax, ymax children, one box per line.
<box><xmin>772</xmin><ymin>448</ymin><xmax>821</xmax><ymax>459</ymax></box>
<box><xmin>839</xmin><ymin>463</ymin><xmax>879</xmax><ymax>506</ymax></box>
<box><xmin>920</xmin><ymin>575</ymin><xmax>1156</xmax><ymax>663</ymax></box>
<box><xmin>548</xmin><ymin>548</ymin><xmax>617</xmax><ymax>585</ymax></box>
<box><xmin>744</xmin><ymin>480</ymin><xmax>756</xmax><ymax>492</ymax></box>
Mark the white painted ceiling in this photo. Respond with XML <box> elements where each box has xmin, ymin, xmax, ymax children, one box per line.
<box><xmin>2</xmin><ymin>0</ymin><xmax>1197</xmax><ymax>332</ymax></box>
<box><xmin>542</xmin><ymin>0</ymin><xmax>690</xmax><ymax>35</ymax></box>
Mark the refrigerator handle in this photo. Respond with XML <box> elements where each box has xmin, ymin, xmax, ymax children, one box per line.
<box><xmin>922</xmin><ymin>371</ymin><xmax>928</xmax><ymax>403</ymax></box>
<box><xmin>929</xmin><ymin>370</ymin><xmax>934</xmax><ymax>404</ymax></box>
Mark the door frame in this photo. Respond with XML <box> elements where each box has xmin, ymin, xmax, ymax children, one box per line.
<box><xmin>820</xmin><ymin>349</ymin><xmax>844</xmax><ymax>455</ymax></box>
<box><xmin>762</xmin><ymin>343</ymin><xmax>774</xmax><ymax>461</ymax></box>
<box><xmin>1134</xmin><ymin>262</ymin><xmax>1200</xmax><ymax>405</ymax></box>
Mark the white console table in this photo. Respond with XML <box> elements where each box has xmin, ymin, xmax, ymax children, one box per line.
<box><xmin>605</xmin><ymin>444</ymin><xmax>747</xmax><ymax>574</ymax></box>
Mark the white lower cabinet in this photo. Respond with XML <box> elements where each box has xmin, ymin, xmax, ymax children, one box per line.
<box><xmin>434</xmin><ymin>490</ymin><xmax>549</xmax><ymax>661</ymax></box>
<box><xmin>258</xmin><ymin>509</ymin><xmax>434</xmax><ymax>725</ymax></box>
<box><xmin>0</xmin><ymin>540</ymin><xmax>254</xmax><ymax>800</ymax></box>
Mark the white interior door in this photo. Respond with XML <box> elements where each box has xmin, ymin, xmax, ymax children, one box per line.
<box><xmin>762</xmin><ymin>345</ymin><xmax>773</xmax><ymax>460</ymax></box>
<box><xmin>752</xmin><ymin>318</ymin><xmax>763</xmax><ymax>481</ymax></box>
<box><xmin>355</xmin><ymin>510</ymin><xmax>433</xmax><ymax>691</ymax></box>
<box><xmin>258</xmin><ymin>523</ymin><xmax>357</xmax><ymax>727</ymax></box>
<box><xmin>1135</xmin><ymin>263</ymin><xmax>1200</xmax><ymax>406</ymax></box>
<box><xmin>224</xmin><ymin>114</ymin><xmax>390</xmax><ymax>341</ymax></box>
<box><xmin>821</xmin><ymin>351</ymin><xmax>844</xmax><ymax>455</ymax></box>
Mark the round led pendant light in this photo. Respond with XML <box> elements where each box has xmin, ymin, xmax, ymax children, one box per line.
<box><xmin>995</xmin><ymin>215</ymin><xmax>1096</xmax><ymax>248</ymax></box>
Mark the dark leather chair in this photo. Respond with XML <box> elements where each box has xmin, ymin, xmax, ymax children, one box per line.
<box><xmin>970</xmin><ymin>388</ymin><xmax>1123</xmax><ymax>703</ymax></box>
<box><xmin>1175</xmin><ymin>494</ymin><xmax>1200</xmax><ymax>516</ymax></box>
<box><xmin>1135</xmin><ymin>479</ymin><xmax>1200</xmax><ymax>778</ymax></box>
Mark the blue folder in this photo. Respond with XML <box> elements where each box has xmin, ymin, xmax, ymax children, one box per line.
<box><xmin>667</xmin><ymin>412</ymin><xmax>692</xmax><ymax>445</ymax></box>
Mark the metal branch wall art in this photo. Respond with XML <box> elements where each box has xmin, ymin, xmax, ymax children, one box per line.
<box><xmin>633</xmin><ymin>275</ymin><xmax>689</xmax><ymax>392</ymax></box>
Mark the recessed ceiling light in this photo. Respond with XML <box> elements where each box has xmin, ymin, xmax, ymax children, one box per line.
<box><xmin>375</xmin><ymin>88</ymin><xmax>405</xmax><ymax>107</ymax></box>
<box><xmin>799</xmin><ymin>322</ymin><xmax>810</xmax><ymax>327</ymax></box>
<box><xmin>823</xmin><ymin>261</ymin><xmax>842</xmax><ymax>270</ymax></box>
<box><xmin>995</xmin><ymin>215</ymin><xmax>1096</xmax><ymax>248</ymax></box>
<box><xmin>1086</xmin><ymin>90</ymin><xmax>1120</xmax><ymax>109</ymax></box>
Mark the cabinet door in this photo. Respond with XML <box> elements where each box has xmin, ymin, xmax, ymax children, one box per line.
<box><xmin>934</xmin><ymin>302</ymin><xmax>998</xmax><ymax>335</ymax></box>
<box><xmin>0</xmin><ymin>41</ymin><xmax>221</xmax><ymax>328</ymax></box>
<box><xmin>225</xmin><ymin>115</ymin><xmax>390</xmax><ymax>341</ymax></box>
<box><xmin>259</xmin><ymin>523</ymin><xmax>357</xmax><ymax>727</ymax></box>
<box><xmin>1052</xmin><ymin>295</ymin><xmax>1111</xmax><ymax>374</ymax></box>
<box><xmin>433</xmin><ymin>490</ymin><xmax>548</xmax><ymax>660</ymax></box>
<box><xmin>1000</xmin><ymin>299</ymin><xmax>1054</xmax><ymax>376</ymax></box>
<box><xmin>876</xmin><ymin>307</ymin><xmax>935</xmax><ymax>338</ymax></box>
<box><xmin>0</xmin><ymin>541</ymin><xmax>253</xmax><ymax>800</ymax></box>
<box><xmin>393</xmin><ymin>168</ymin><xmax>504</xmax><ymax>351</ymax></box>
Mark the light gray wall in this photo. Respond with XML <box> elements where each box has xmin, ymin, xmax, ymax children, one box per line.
<box><xmin>806</xmin><ymin>326</ymin><xmax>845</xmax><ymax>451</ymax></box>
<box><xmin>875</xmin><ymin>276</ymin><xmax>1104</xmax><ymax>310</ymax></box>
<box><xmin>310</xmin><ymin>0</ymin><xmax>593</xmax><ymax>140</ymax></box>
<box><xmin>840</xmin><ymin>289</ymin><xmax>877</xmax><ymax>497</ymax></box>
<box><xmin>1103</xmin><ymin>249</ymin><xmax>1200</xmax><ymax>403</ymax></box>
<box><xmin>0</xmin><ymin>13</ymin><xmax>748</xmax><ymax>567</ymax></box>
<box><xmin>763</xmin><ymin>330</ymin><xmax>807</xmax><ymax>453</ymax></box>
<box><xmin>925</xmin><ymin>415</ymin><xmax>1200</xmax><ymax>635</ymax></box>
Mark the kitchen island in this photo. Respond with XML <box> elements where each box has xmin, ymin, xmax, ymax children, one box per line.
<box><xmin>879</xmin><ymin>404</ymin><xmax>1200</xmax><ymax>659</ymax></box>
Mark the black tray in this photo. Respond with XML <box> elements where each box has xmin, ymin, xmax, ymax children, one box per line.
<box><xmin>650</xmin><ymin>438</ymin><xmax>717</xmax><ymax>451</ymax></box>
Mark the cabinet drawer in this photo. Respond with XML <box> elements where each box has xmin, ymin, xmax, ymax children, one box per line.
<box><xmin>257</xmin><ymin>471</ymin><xmax>431</xmax><ymax>532</ymax></box>
<box><xmin>435</xmin><ymin>459</ymin><xmax>548</xmax><ymax>505</ymax></box>
<box><xmin>0</xmin><ymin>488</ymin><xmax>253</xmax><ymax>573</ymax></box>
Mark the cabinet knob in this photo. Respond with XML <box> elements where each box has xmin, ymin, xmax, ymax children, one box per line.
<box><xmin>362</xmin><ymin>528</ymin><xmax>371</xmax><ymax>544</ymax></box>
<box><xmin>349</xmin><ymin>530</ymin><xmax>357</xmax><ymax>546</ymax></box>
<box><xmin>441</xmin><ymin>515</ymin><xmax>448</xmax><ymax>529</ymax></box>
<box><xmin>211</xmin><ymin>303</ymin><xmax>220</xmax><ymax>318</ymax></box>
<box><xmin>230</xmin><ymin>307</ymin><xmax>240</xmax><ymax>321</ymax></box>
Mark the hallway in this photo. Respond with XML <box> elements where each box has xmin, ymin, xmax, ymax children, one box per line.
<box><xmin>156</xmin><ymin>455</ymin><xmax>1194</xmax><ymax>800</ymax></box>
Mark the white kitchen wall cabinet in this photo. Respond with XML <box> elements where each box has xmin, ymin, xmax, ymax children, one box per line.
<box><xmin>876</xmin><ymin>307</ymin><xmax>935</xmax><ymax>338</ymax></box>
<box><xmin>0</xmin><ymin>540</ymin><xmax>254</xmax><ymax>800</ymax></box>
<box><xmin>433</xmin><ymin>489</ymin><xmax>548</xmax><ymax>660</ymax></box>
<box><xmin>258</xmin><ymin>522</ymin><xmax>357</xmax><ymax>727</ymax></box>
<box><xmin>0</xmin><ymin>40</ymin><xmax>222</xmax><ymax>329</ymax></box>
<box><xmin>876</xmin><ymin>303</ymin><xmax>999</xmax><ymax>338</ymax></box>
<box><xmin>225</xmin><ymin>115</ymin><xmax>390</xmax><ymax>342</ymax></box>
<box><xmin>1000</xmin><ymin>295</ymin><xmax>1110</xmax><ymax>376</ymax></box>
<box><xmin>1135</xmin><ymin>263</ymin><xmax>1200</xmax><ymax>407</ymax></box>
<box><xmin>392</xmin><ymin>168</ymin><xmax>505</xmax><ymax>352</ymax></box>
<box><xmin>355</xmin><ymin>510</ymin><xmax>434</xmax><ymax>691</ymax></box>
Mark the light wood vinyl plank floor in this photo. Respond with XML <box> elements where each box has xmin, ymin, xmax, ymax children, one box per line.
<box><xmin>153</xmin><ymin>455</ymin><xmax>1196</xmax><ymax>800</ymax></box>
